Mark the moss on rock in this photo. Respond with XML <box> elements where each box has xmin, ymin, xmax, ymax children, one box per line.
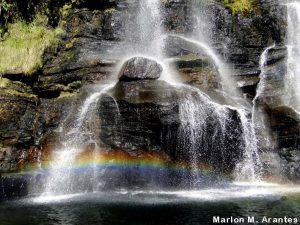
<box><xmin>223</xmin><ymin>0</ymin><xmax>253</xmax><ymax>14</ymax></box>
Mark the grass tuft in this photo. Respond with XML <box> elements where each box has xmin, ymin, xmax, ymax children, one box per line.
<box><xmin>0</xmin><ymin>16</ymin><xmax>63</xmax><ymax>76</ymax></box>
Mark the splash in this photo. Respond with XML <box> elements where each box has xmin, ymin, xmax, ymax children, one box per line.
<box><xmin>43</xmin><ymin>84</ymin><xmax>116</xmax><ymax>195</ymax></box>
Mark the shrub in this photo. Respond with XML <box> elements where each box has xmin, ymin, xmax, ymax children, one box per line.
<box><xmin>223</xmin><ymin>0</ymin><xmax>252</xmax><ymax>14</ymax></box>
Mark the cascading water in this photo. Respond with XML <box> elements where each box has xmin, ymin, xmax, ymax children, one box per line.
<box><xmin>43</xmin><ymin>0</ymin><xmax>167</xmax><ymax>195</ymax></box>
<box><xmin>125</xmin><ymin>0</ymin><xmax>164</xmax><ymax>58</ymax></box>
<box><xmin>177</xmin><ymin>85</ymin><xmax>240</xmax><ymax>179</ymax></box>
<box><xmin>234</xmin><ymin>108</ymin><xmax>261</xmax><ymax>182</ymax></box>
<box><xmin>286</xmin><ymin>1</ymin><xmax>300</xmax><ymax>111</ymax></box>
<box><xmin>177</xmin><ymin>83</ymin><xmax>262</xmax><ymax>182</ymax></box>
<box><xmin>43</xmin><ymin>84</ymin><xmax>115</xmax><ymax>195</ymax></box>
<box><xmin>188</xmin><ymin>1</ymin><xmax>263</xmax><ymax>181</ymax></box>
<box><xmin>254</xmin><ymin>45</ymin><xmax>276</xmax><ymax>104</ymax></box>
<box><xmin>251</xmin><ymin>45</ymin><xmax>276</xmax><ymax>149</ymax></box>
<box><xmin>168</xmin><ymin>35</ymin><xmax>238</xmax><ymax>98</ymax></box>
<box><xmin>168</xmin><ymin>38</ymin><xmax>261</xmax><ymax>181</ymax></box>
<box><xmin>191</xmin><ymin>0</ymin><xmax>213</xmax><ymax>44</ymax></box>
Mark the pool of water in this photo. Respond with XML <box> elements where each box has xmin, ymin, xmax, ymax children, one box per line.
<box><xmin>1</xmin><ymin>183</ymin><xmax>300</xmax><ymax>225</ymax></box>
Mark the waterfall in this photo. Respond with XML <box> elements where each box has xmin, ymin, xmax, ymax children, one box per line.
<box><xmin>191</xmin><ymin>0</ymin><xmax>215</xmax><ymax>47</ymax></box>
<box><xmin>177</xmin><ymin>86</ymin><xmax>210</xmax><ymax>173</ymax></box>
<box><xmin>177</xmin><ymin>84</ymin><xmax>251</xmax><ymax>186</ymax></box>
<box><xmin>168</xmin><ymin>35</ymin><xmax>238</xmax><ymax>98</ymax></box>
<box><xmin>165</xmin><ymin>36</ymin><xmax>261</xmax><ymax>181</ymax></box>
<box><xmin>254</xmin><ymin>45</ymin><xmax>276</xmax><ymax>103</ymax></box>
<box><xmin>139</xmin><ymin>0</ymin><xmax>163</xmax><ymax>57</ymax></box>
<box><xmin>286</xmin><ymin>2</ymin><xmax>300</xmax><ymax>111</ymax></box>
<box><xmin>41</xmin><ymin>0</ymin><xmax>265</xmax><ymax>195</ymax></box>
<box><xmin>43</xmin><ymin>0</ymin><xmax>167</xmax><ymax>195</ymax></box>
<box><xmin>252</xmin><ymin>45</ymin><xmax>276</xmax><ymax>149</ymax></box>
<box><xmin>187</xmin><ymin>1</ymin><xmax>262</xmax><ymax>181</ymax></box>
<box><xmin>43</xmin><ymin>84</ymin><xmax>115</xmax><ymax>195</ymax></box>
<box><xmin>177</xmin><ymin>85</ymin><xmax>229</xmax><ymax>155</ymax></box>
<box><xmin>234</xmin><ymin>109</ymin><xmax>261</xmax><ymax>182</ymax></box>
<box><xmin>125</xmin><ymin>0</ymin><xmax>164</xmax><ymax>58</ymax></box>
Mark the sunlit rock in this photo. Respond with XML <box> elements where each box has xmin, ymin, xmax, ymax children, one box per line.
<box><xmin>119</xmin><ymin>57</ymin><xmax>163</xmax><ymax>81</ymax></box>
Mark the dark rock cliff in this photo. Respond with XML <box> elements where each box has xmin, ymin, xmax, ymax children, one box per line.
<box><xmin>0</xmin><ymin>0</ymin><xmax>297</xmax><ymax>185</ymax></box>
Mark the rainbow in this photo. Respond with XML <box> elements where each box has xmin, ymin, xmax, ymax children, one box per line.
<box><xmin>13</xmin><ymin>149</ymin><xmax>230</xmax><ymax>180</ymax></box>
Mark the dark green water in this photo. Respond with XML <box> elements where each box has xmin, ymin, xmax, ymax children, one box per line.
<box><xmin>0</xmin><ymin>191</ymin><xmax>300</xmax><ymax>225</ymax></box>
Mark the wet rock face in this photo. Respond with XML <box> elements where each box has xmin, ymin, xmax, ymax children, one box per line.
<box><xmin>163</xmin><ymin>0</ymin><xmax>192</xmax><ymax>34</ymax></box>
<box><xmin>279</xmin><ymin>148</ymin><xmax>300</xmax><ymax>183</ymax></box>
<box><xmin>99</xmin><ymin>57</ymin><xmax>178</xmax><ymax>155</ymax></box>
<box><xmin>260</xmin><ymin>106</ymin><xmax>300</xmax><ymax>183</ymax></box>
<box><xmin>0</xmin><ymin>79</ymin><xmax>38</xmax><ymax>172</ymax></box>
<box><xmin>99</xmin><ymin>79</ymin><xmax>180</xmax><ymax>155</ymax></box>
<box><xmin>98</xmin><ymin>58</ymin><xmax>244</xmax><ymax>174</ymax></box>
<box><xmin>119</xmin><ymin>57</ymin><xmax>163</xmax><ymax>81</ymax></box>
<box><xmin>194</xmin><ymin>1</ymin><xmax>287</xmax><ymax>98</ymax></box>
<box><xmin>0</xmin><ymin>175</ymin><xmax>29</xmax><ymax>200</ymax></box>
<box><xmin>268</xmin><ymin>106</ymin><xmax>300</xmax><ymax>149</ymax></box>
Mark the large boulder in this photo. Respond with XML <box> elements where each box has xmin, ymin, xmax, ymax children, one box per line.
<box><xmin>119</xmin><ymin>57</ymin><xmax>163</xmax><ymax>81</ymax></box>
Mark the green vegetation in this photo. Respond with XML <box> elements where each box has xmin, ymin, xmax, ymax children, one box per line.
<box><xmin>223</xmin><ymin>0</ymin><xmax>252</xmax><ymax>14</ymax></box>
<box><xmin>0</xmin><ymin>16</ymin><xmax>63</xmax><ymax>75</ymax></box>
<box><xmin>58</xmin><ymin>91</ymin><xmax>77</xmax><ymax>99</ymax></box>
<box><xmin>2</xmin><ymin>88</ymin><xmax>37</xmax><ymax>98</ymax></box>
<box><xmin>0</xmin><ymin>77</ymin><xmax>37</xmax><ymax>98</ymax></box>
<box><xmin>0</xmin><ymin>0</ymin><xmax>13</xmax><ymax>27</ymax></box>
<box><xmin>0</xmin><ymin>77</ymin><xmax>10</xmax><ymax>87</ymax></box>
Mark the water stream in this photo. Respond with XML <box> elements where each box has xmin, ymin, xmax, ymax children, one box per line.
<box><xmin>44</xmin><ymin>84</ymin><xmax>116</xmax><ymax>195</ymax></box>
<box><xmin>286</xmin><ymin>1</ymin><xmax>300</xmax><ymax>111</ymax></box>
<box><xmin>252</xmin><ymin>45</ymin><xmax>276</xmax><ymax>149</ymax></box>
<box><xmin>125</xmin><ymin>0</ymin><xmax>164</xmax><ymax>58</ymax></box>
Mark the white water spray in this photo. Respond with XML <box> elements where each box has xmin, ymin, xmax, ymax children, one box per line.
<box><xmin>43</xmin><ymin>0</ymin><xmax>167</xmax><ymax>195</ymax></box>
<box><xmin>43</xmin><ymin>84</ymin><xmax>115</xmax><ymax>195</ymax></box>
<box><xmin>234</xmin><ymin>108</ymin><xmax>261</xmax><ymax>182</ymax></box>
<box><xmin>167</xmin><ymin>35</ymin><xmax>261</xmax><ymax>181</ymax></box>
<box><xmin>125</xmin><ymin>0</ymin><xmax>164</xmax><ymax>59</ymax></box>
<box><xmin>285</xmin><ymin>2</ymin><xmax>300</xmax><ymax>111</ymax></box>
<box><xmin>167</xmin><ymin>35</ymin><xmax>242</xmax><ymax>102</ymax></box>
<box><xmin>254</xmin><ymin>45</ymin><xmax>276</xmax><ymax>102</ymax></box>
<box><xmin>252</xmin><ymin>45</ymin><xmax>276</xmax><ymax>149</ymax></box>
